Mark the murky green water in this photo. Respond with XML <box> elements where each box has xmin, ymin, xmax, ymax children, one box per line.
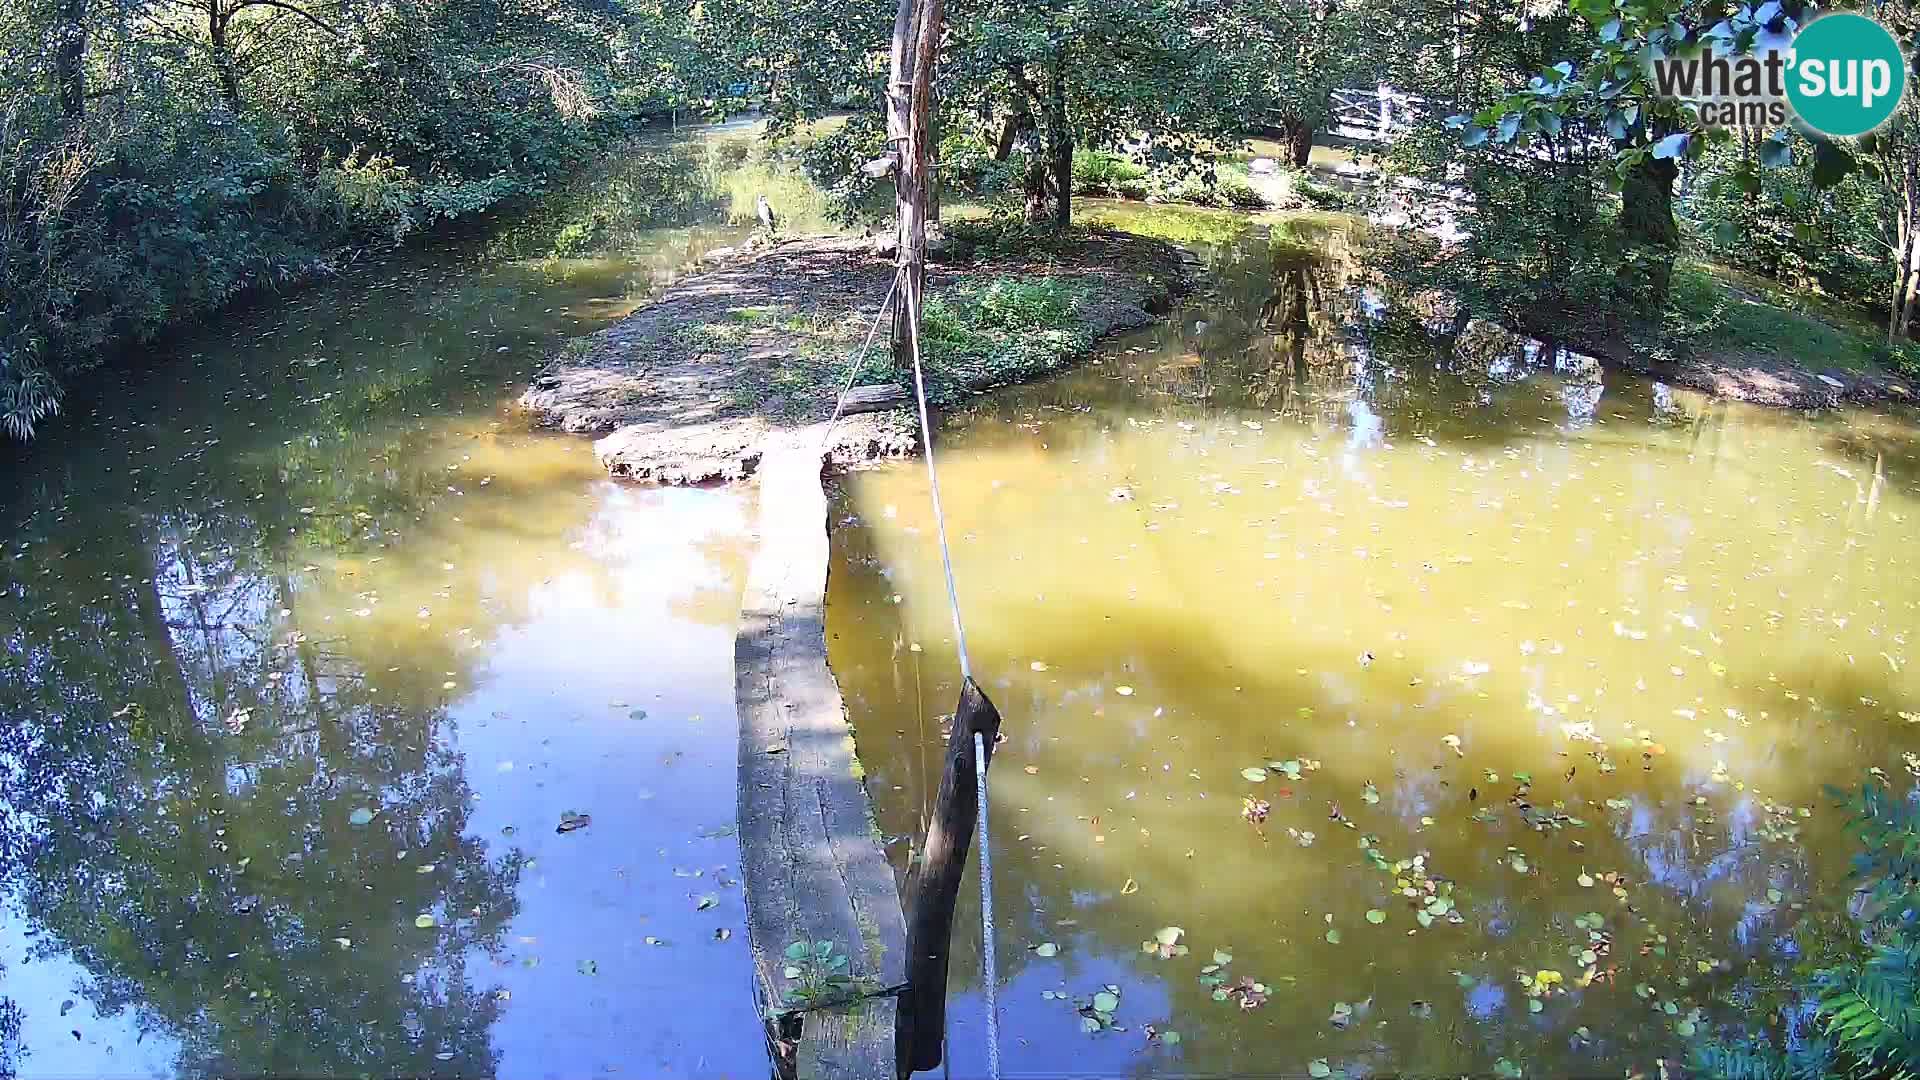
<box><xmin>0</xmin><ymin>123</ymin><xmax>843</xmax><ymax>1079</ymax></box>
<box><xmin>828</xmin><ymin>205</ymin><xmax>1920</xmax><ymax>1077</ymax></box>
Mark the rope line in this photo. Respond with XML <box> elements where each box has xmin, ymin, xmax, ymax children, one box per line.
<box><xmin>900</xmin><ymin>270</ymin><xmax>973</xmax><ymax>682</ymax></box>
<box><xmin>973</xmin><ymin>731</ymin><xmax>1001</xmax><ymax>1080</ymax></box>
<box><xmin>901</xmin><ymin>266</ymin><xmax>999</xmax><ymax>1080</ymax></box>
<box><xmin>818</xmin><ymin>270</ymin><xmax>902</xmax><ymax>455</ymax></box>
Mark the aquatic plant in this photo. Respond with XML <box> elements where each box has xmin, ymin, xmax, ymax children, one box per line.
<box><xmin>1695</xmin><ymin>785</ymin><xmax>1920</xmax><ymax>1080</ymax></box>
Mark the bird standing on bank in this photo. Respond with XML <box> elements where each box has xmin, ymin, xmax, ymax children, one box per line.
<box><xmin>756</xmin><ymin>193</ymin><xmax>777</xmax><ymax>235</ymax></box>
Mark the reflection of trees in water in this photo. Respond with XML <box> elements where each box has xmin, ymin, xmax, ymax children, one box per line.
<box><xmin>0</xmin><ymin>501</ymin><xmax>523</xmax><ymax>1077</ymax></box>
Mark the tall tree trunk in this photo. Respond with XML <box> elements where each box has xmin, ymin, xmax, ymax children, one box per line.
<box><xmin>1045</xmin><ymin>51</ymin><xmax>1071</xmax><ymax>232</ymax></box>
<box><xmin>1617</xmin><ymin>154</ymin><xmax>1679</xmax><ymax>309</ymax></box>
<box><xmin>992</xmin><ymin>110</ymin><xmax>1025</xmax><ymax>161</ymax></box>
<box><xmin>1006</xmin><ymin>64</ymin><xmax>1051</xmax><ymax>224</ymax></box>
<box><xmin>55</xmin><ymin>0</ymin><xmax>89</xmax><ymax>120</ymax></box>
<box><xmin>1283</xmin><ymin>120</ymin><xmax>1313</xmax><ymax>168</ymax></box>
<box><xmin>208</xmin><ymin>4</ymin><xmax>242</xmax><ymax>109</ymax></box>
<box><xmin>1891</xmin><ymin>156</ymin><xmax>1918</xmax><ymax>343</ymax></box>
<box><xmin>886</xmin><ymin>0</ymin><xmax>918</xmax><ymax>363</ymax></box>
<box><xmin>890</xmin><ymin>0</ymin><xmax>941</xmax><ymax>367</ymax></box>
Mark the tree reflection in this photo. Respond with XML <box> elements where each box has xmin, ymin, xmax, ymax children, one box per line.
<box><xmin>0</xmin><ymin>453</ymin><xmax>527</xmax><ymax>1076</ymax></box>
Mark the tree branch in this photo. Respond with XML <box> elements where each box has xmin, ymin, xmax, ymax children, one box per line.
<box><xmin>228</xmin><ymin>0</ymin><xmax>339</xmax><ymax>37</ymax></box>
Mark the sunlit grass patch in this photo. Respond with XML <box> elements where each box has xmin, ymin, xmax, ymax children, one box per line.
<box><xmin>920</xmin><ymin>276</ymin><xmax>1098</xmax><ymax>399</ymax></box>
<box><xmin>1673</xmin><ymin>263</ymin><xmax>1888</xmax><ymax>372</ymax></box>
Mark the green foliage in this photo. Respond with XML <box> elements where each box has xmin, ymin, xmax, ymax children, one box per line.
<box><xmin>1697</xmin><ymin>786</ymin><xmax>1920</xmax><ymax>1080</ymax></box>
<box><xmin>1071</xmin><ymin>149</ymin><xmax>1149</xmax><ymax>198</ymax></box>
<box><xmin>920</xmin><ymin>276</ymin><xmax>1097</xmax><ymax>398</ymax></box>
<box><xmin>778</xmin><ymin>940</ymin><xmax>862</xmax><ymax>1011</ymax></box>
<box><xmin>1681</xmin><ymin>136</ymin><xmax>1889</xmax><ymax>306</ymax></box>
<box><xmin>0</xmin><ymin>0</ymin><xmax>686</xmax><ymax>439</ymax></box>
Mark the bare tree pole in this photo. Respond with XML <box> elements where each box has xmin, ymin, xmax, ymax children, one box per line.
<box><xmin>888</xmin><ymin>0</ymin><xmax>940</xmax><ymax>367</ymax></box>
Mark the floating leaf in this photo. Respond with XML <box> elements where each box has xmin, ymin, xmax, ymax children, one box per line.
<box><xmin>1093</xmin><ymin>990</ymin><xmax>1120</xmax><ymax>1013</ymax></box>
<box><xmin>1325</xmin><ymin>929</ymin><xmax>1342</xmax><ymax>944</ymax></box>
<box><xmin>1242</xmin><ymin>767</ymin><xmax>1269</xmax><ymax>782</ymax></box>
<box><xmin>1213</xmin><ymin>949</ymin><xmax>1233</xmax><ymax>965</ymax></box>
<box><xmin>1766</xmin><ymin>888</ymin><xmax>1783</xmax><ymax>903</ymax></box>
<box><xmin>1309</xmin><ymin>1060</ymin><xmax>1333</xmax><ymax>1078</ymax></box>
<box><xmin>696</xmin><ymin>894</ymin><xmax>718</xmax><ymax>911</ymax></box>
<box><xmin>1155</xmin><ymin>926</ymin><xmax>1184</xmax><ymax>946</ymax></box>
<box><xmin>1528</xmin><ymin>999</ymin><xmax>1543</xmax><ymax>1014</ymax></box>
<box><xmin>1160</xmin><ymin>1030</ymin><xmax>1181</xmax><ymax>1046</ymax></box>
<box><xmin>1121</xmin><ymin>878</ymin><xmax>1139</xmax><ymax>895</ymax></box>
<box><xmin>1365</xmin><ymin>909</ymin><xmax>1386</xmax><ymax>924</ymax></box>
<box><xmin>1361</xmin><ymin>783</ymin><xmax>1380</xmax><ymax>805</ymax></box>
<box><xmin>1034</xmin><ymin>943</ymin><xmax>1060</xmax><ymax>958</ymax></box>
<box><xmin>348</xmin><ymin>807</ymin><xmax>375</xmax><ymax>827</ymax></box>
<box><xmin>578</xmin><ymin>959</ymin><xmax>598</xmax><ymax>975</ymax></box>
<box><xmin>414</xmin><ymin>914</ymin><xmax>437</xmax><ymax>929</ymax></box>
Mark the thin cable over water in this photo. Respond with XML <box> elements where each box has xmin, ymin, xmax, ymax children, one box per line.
<box><xmin>903</xmin><ymin>268</ymin><xmax>998</xmax><ymax>1079</ymax></box>
<box><xmin>901</xmin><ymin>272</ymin><xmax>972</xmax><ymax>682</ymax></box>
<box><xmin>973</xmin><ymin>730</ymin><xmax>1000</xmax><ymax>1080</ymax></box>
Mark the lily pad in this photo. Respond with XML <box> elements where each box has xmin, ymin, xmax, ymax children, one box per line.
<box><xmin>1155</xmin><ymin>926</ymin><xmax>1184</xmax><ymax>946</ymax></box>
<box><xmin>1325</xmin><ymin>929</ymin><xmax>1342</xmax><ymax>944</ymax></box>
<box><xmin>1093</xmin><ymin>990</ymin><xmax>1120</xmax><ymax>1013</ymax></box>
<box><xmin>1034</xmin><ymin>942</ymin><xmax>1060</xmax><ymax>958</ymax></box>
<box><xmin>1309</xmin><ymin>1060</ymin><xmax>1333</xmax><ymax>1078</ymax></box>
<box><xmin>1365</xmin><ymin>909</ymin><xmax>1386</xmax><ymax>924</ymax></box>
<box><xmin>1241</xmin><ymin>767</ymin><xmax>1269</xmax><ymax>782</ymax></box>
<box><xmin>414</xmin><ymin>913</ymin><xmax>437</xmax><ymax>929</ymax></box>
<box><xmin>348</xmin><ymin>807</ymin><xmax>375</xmax><ymax>827</ymax></box>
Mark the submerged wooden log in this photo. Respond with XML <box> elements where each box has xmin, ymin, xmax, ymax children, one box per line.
<box><xmin>897</xmin><ymin>678</ymin><xmax>1001</xmax><ymax>1076</ymax></box>
<box><xmin>838</xmin><ymin>384</ymin><xmax>909</xmax><ymax>415</ymax></box>
<box><xmin>737</xmin><ymin>429</ymin><xmax>908</xmax><ymax>1080</ymax></box>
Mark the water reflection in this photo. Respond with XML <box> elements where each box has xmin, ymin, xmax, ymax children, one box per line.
<box><xmin>0</xmin><ymin>126</ymin><xmax>802</xmax><ymax>1078</ymax></box>
<box><xmin>827</xmin><ymin>206</ymin><xmax>1920</xmax><ymax>1077</ymax></box>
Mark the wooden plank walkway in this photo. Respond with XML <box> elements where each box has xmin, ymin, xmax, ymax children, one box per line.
<box><xmin>736</xmin><ymin>427</ymin><xmax>908</xmax><ymax>1080</ymax></box>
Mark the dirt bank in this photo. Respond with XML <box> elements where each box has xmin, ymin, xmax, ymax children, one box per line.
<box><xmin>519</xmin><ymin>230</ymin><xmax>1189</xmax><ymax>482</ymax></box>
<box><xmin>1576</xmin><ymin>338</ymin><xmax>1915</xmax><ymax>411</ymax></box>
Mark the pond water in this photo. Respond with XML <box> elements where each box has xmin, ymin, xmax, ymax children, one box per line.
<box><xmin>0</xmin><ymin>123</ymin><xmax>843</xmax><ymax>1079</ymax></box>
<box><xmin>827</xmin><ymin>204</ymin><xmax>1920</xmax><ymax>1077</ymax></box>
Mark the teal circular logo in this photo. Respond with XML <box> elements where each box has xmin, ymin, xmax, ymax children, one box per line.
<box><xmin>1786</xmin><ymin>13</ymin><xmax>1907</xmax><ymax>137</ymax></box>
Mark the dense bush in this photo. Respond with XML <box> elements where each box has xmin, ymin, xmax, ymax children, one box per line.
<box><xmin>1680</xmin><ymin>138</ymin><xmax>1889</xmax><ymax>313</ymax></box>
<box><xmin>0</xmin><ymin>0</ymin><xmax>685</xmax><ymax>438</ymax></box>
<box><xmin>1070</xmin><ymin>149</ymin><xmax>1148</xmax><ymax>198</ymax></box>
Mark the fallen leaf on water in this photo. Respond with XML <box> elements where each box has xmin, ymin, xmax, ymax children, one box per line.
<box><xmin>349</xmin><ymin>808</ymin><xmax>375</xmax><ymax>827</ymax></box>
<box><xmin>1120</xmin><ymin>878</ymin><xmax>1139</xmax><ymax>895</ymax></box>
<box><xmin>1033</xmin><ymin>942</ymin><xmax>1059</xmax><ymax>957</ymax></box>
<box><xmin>1308</xmin><ymin>1060</ymin><xmax>1332</xmax><ymax>1078</ymax></box>
<box><xmin>415</xmin><ymin>914</ymin><xmax>437</xmax><ymax>929</ymax></box>
<box><xmin>1365</xmin><ymin>909</ymin><xmax>1386</xmax><ymax>924</ymax></box>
